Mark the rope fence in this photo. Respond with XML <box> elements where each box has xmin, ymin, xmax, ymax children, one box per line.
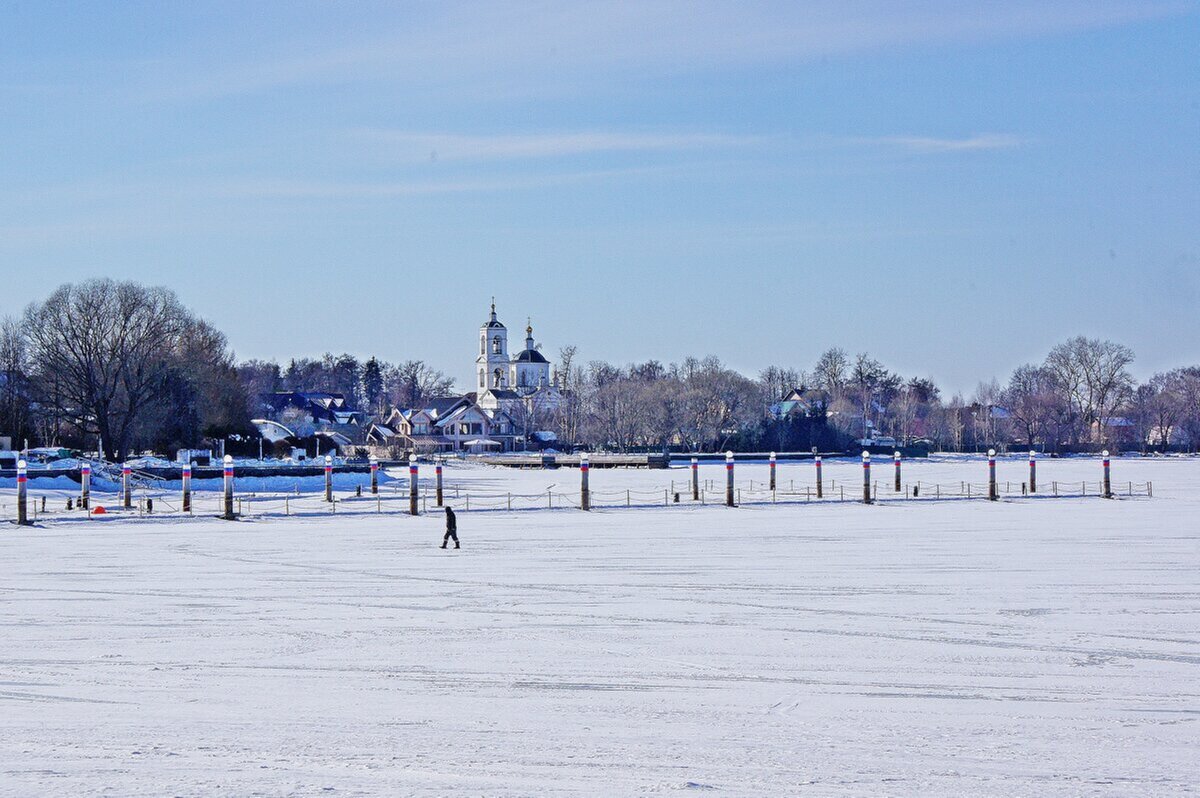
<box><xmin>2</xmin><ymin>474</ymin><xmax>1155</xmax><ymax>525</ymax></box>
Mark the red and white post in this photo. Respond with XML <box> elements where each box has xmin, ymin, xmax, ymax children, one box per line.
<box><xmin>80</xmin><ymin>462</ymin><xmax>91</xmax><ymax>510</ymax></box>
<box><xmin>725</xmin><ymin>451</ymin><xmax>735</xmax><ymax>507</ymax></box>
<box><xmin>435</xmin><ymin>463</ymin><xmax>444</xmax><ymax>507</ymax></box>
<box><xmin>691</xmin><ymin>456</ymin><xmax>699</xmax><ymax>501</ymax></box>
<box><xmin>988</xmin><ymin>449</ymin><xmax>998</xmax><ymax>501</ymax></box>
<box><xmin>815</xmin><ymin>455</ymin><xmax>823</xmax><ymax>499</ymax></box>
<box><xmin>893</xmin><ymin>450</ymin><xmax>902</xmax><ymax>493</ymax></box>
<box><xmin>1028</xmin><ymin>450</ymin><xmax>1037</xmax><ymax>494</ymax></box>
<box><xmin>182</xmin><ymin>463</ymin><xmax>192</xmax><ymax>513</ymax></box>
<box><xmin>862</xmin><ymin>451</ymin><xmax>871</xmax><ymax>504</ymax></box>
<box><xmin>324</xmin><ymin>455</ymin><xmax>334</xmax><ymax>503</ymax></box>
<box><xmin>369</xmin><ymin>456</ymin><xmax>379</xmax><ymax>495</ymax></box>
<box><xmin>580</xmin><ymin>452</ymin><xmax>590</xmax><ymax>511</ymax></box>
<box><xmin>409</xmin><ymin>456</ymin><xmax>419</xmax><ymax>516</ymax></box>
<box><xmin>769</xmin><ymin>451</ymin><xmax>777</xmax><ymax>492</ymax></box>
<box><xmin>222</xmin><ymin>455</ymin><xmax>235</xmax><ymax>520</ymax></box>
<box><xmin>122</xmin><ymin>463</ymin><xmax>132</xmax><ymax>509</ymax></box>
<box><xmin>1102</xmin><ymin>450</ymin><xmax>1112</xmax><ymax>499</ymax></box>
<box><xmin>16</xmin><ymin>459</ymin><xmax>29</xmax><ymax>525</ymax></box>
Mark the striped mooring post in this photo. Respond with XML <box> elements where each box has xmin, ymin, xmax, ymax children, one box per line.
<box><xmin>815</xmin><ymin>455</ymin><xmax>823</xmax><ymax>499</ymax></box>
<box><xmin>80</xmin><ymin>462</ymin><xmax>91</xmax><ymax>510</ymax></box>
<box><xmin>893</xmin><ymin>450</ymin><xmax>902</xmax><ymax>492</ymax></box>
<box><xmin>324</xmin><ymin>455</ymin><xmax>334</xmax><ymax>503</ymax></box>
<box><xmin>769</xmin><ymin>452</ymin><xmax>777</xmax><ymax>492</ymax></box>
<box><xmin>861</xmin><ymin>451</ymin><xmax>871</xmax><ymax>504</ymax></box>
<box><xmin>16</xmin><ymin>459</ymin><xmax>29</xmax><ymax>525</ymax></box>
<box><xmin>1102</xmin><ymin>450</ymin><xmax>1112</xmax><ymax>498</ymax></box>
<box><xmin>222</xmin><ymin>455</ymin><xmax>235</xmax><ymax>520</ymax></box>
<box><xmin>691</xmin><ymin>456</ymin><xmax>699</xmax><ymax>501</ymax></box>
<box><xmin>435</xmin><ymin>463</ymin><xmax>444</xmax><ymax>507</ymax></box>
<box><xmin>1029</xmin><ymin>450</ymin><xmax>1037</xmax><ymax>494</ymax></box>
<box><xmin>409</xmin><ymin>456</ymin><xmax>419</xmax><ymax>516</ymax></box>
<box><xmin>580</xmin><ymin>452</ymin><xmax>591</xmax><ymax>511</ymax></box>
<box><xmin>182</xmin><ymin>463</ymin><xmax>192</xmax><ymax>513</ymax></box>
<box><xmin>725</xmin><ymin>451</ymin><xmax>735</xmax><ymax>507</ymax></box>
<box><xmin>988</xmin><ymin>449</ymin><xmax>998</xmax><ymax>501</ymax></box>
<box><xmin>369</xmin><ymin>456</ymin><xmax>379</xmax><ymax>495</ymax></box>
<box><xmin>122</xmin><ymin>463</ymin><xmax>132</xmax><ymax>509</ymax></box>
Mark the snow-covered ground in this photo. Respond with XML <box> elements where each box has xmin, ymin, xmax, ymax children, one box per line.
<box><xmin>1</xmin><ymin>455</ymin><xmax>1197</xmax><ymax>795</ymax></box>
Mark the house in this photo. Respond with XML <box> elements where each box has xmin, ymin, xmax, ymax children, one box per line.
<box><xmin>259</xmin><ymin>392</ymin><xmax>364</xmax><ymax>431</ymax></box>
<box><xmin>1091</xmin><ymin>416</ymin><xmax>1137</xmax><ymax>446</ymax></box>
<box><xmin>768</xmin><ymin>388</ymin><xmax>826</xmax><ymax>421</ymax></box>
<box><xmin>384</xmin><ymin>394</ymin><xmax>521</xmax><ymax>453</ymax></box>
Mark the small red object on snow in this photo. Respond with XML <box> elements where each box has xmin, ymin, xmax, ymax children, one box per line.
<box><xmin>92</xmin><ymin>506</ymin><xmax>107</xmax><ymax>515</ymax></box>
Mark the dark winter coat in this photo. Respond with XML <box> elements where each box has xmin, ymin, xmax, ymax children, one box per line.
<box><xmin>445</xmin><ymin>507</ymin><xmax>457</xmax><ymax>533</ymax></box>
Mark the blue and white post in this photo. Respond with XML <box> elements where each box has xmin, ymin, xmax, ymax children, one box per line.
<box><xmin>122</xmin><ymin>463</ymin><xmax>132</xmax><ymax>509</ymax></box>
<box><xmin>435</xmin><ymin>463</ymin><xmax>444</xmax><ymax>507</ymax></box>
<box><xmin>815</xmin><ymin>455</ymin><xmax>823</xmax><ymax>499</ymax></box>
<box><xmin>862</xmin><ymin>451</ymin><xmax>872</xmax><ymax>504</ymax></box>
<box><xmin>409</xmin><ymin>456</ymin><xmax>419</xmax><ymax>516</ymax></box>
<box><xmin>1029</xmin><ymin>450</ymin><xmax>1037</xmax><ymax>494</ymax></box>
<box><xmin>16</xmin><ymin>459</ymin><xmax>29</xmax><ymax>525</ymax></box>
<box><xmin>893</xmin><ymin>450</ymin><xmax>902</xmax><ymax>492</ymax></box>
<box><xmin>80</xmin><ymin>462</ymin><xmax>91</xmax><ymax>510</ymax></box>
<box><xmin>182</xmin><ymin>463</ymin><xmax>192</xmax><ymax>513</ymax></box>
<box><xmin>1102</xmin><ymin>450</ymin><xmax>1112</xmax><ymax>499</ymax></box>
<box><xmin>222</xmin><ymin>455</ymin><xmax>235</xmax><ymax>520</ymax></box>
<box><xmin>369</xmin><ymin>456</ymin><xmax>379</xmax><ymax>495</ymax></box>
<box><xmin>580</xmin><ymin>452</ymin><xmax>590</xmax><ymax>511</ymax></box>
<box><xmin>988</xmin><ymin>449</ymin><xmax>998</xmax><ymax>501</ymax></box>
<box><xmin>725</xmin><ymin>451</ymin><xmax>735</xmax><ymax>507</ymax></box>
<box><xmin>691</xmin><ymin>456</ymin><xmax>699</xmax><ymax>501</ymax></box>
<box><xmin>769</xmin><ymin>452</ymin><xmax>777</xmax><ymax>492</ymax></box>
<box><xmin>324</xmin><ymin>455</ymin><xmax>333</xmax><ymax>503</ymax></box>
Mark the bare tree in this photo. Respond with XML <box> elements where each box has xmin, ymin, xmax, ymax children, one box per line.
<box><xmin>758</xmin><ymin>365</ymin><xmax>805</xmax><ymax>406</ymax></box>
<box><xmin>1043</xmin><ymin>337</ymin><xmax>1134</xmax><ymax>445</ymax></box>
<box><xmin>23</xmin><ymin>280</ymin><xmax>191</xmax><ymax>459</ymax></box>
<box><xmin>0</xmin><ymin>316</ymin><xmax>36</xmax><ymax>448</ymax></box>
<box><xmin>386</xmin><ymin>360</ymin><xmax>455</xmax><ymax>409</ymax></box>
<box><xmin>1128</xmin><ymin>373</ymin><xmax>1183</xmax><ymax>452</ymax></box>
<box><xmin>813</xmin><ymin>348</ymin><xmax>849</xmax><ymax>397</ymax></box>
<box><xmin>552</xmin><ymin>345</ymin><xmax>584</xmax><ymax>446</ymax></box>
<box><xmin>1000</xmin><ymin>364</ymin><xmax>1061</xmax><ymax>448</ymax></box>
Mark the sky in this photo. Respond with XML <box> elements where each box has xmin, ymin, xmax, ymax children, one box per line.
<box><xmin>1</xmin><ymin>1</ymin><xmax>1197</xmax><ymax>395</ymax></box>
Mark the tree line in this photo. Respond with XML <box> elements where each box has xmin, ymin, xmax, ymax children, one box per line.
<box><xmin>550</xmin><ymin>338</ymin><xmax>1200</xmax><ymax>454</ymax></box>
<box><xmin>2</xmin><ymin>280</ymin><xmax>1199</xmax><ymax>458</ymax></box>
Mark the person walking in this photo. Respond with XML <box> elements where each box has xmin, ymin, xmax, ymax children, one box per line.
<box><xmin>441</xmin><ymin>506</ymin><xmax>460</xmax><ymax>549</ymax></box>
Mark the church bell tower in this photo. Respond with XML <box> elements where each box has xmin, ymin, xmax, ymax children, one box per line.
<box><xmin>476</xmin><ymin>298</ymin><xmax>509</xmax><ymax>390</ymax></box>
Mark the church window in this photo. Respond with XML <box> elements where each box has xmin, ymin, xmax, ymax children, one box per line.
<box><xmin>479</xmin><ymin>369</ymin><xmax>485</xmax><ymax>388</ymax></box>
<box><xmin>492</xmin><ymin>336</ymin><xmax>502</xmax><ymax>354</ymax></box>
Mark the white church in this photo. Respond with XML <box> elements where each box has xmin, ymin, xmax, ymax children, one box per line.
<box><xmin>476</xmin><ymin>301</ymin><xmax>552</xmax><ymax>392</ymax></box>
<box><xmin>376</xmin><ymin>302</ymin><xmax>561</xmax><ymax>453</ymax></box>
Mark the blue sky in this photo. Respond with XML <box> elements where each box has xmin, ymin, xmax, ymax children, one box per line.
<box><xmin>2</xmin><ymin>1</ymin><xmax>1197</xmax><ymax>393</ymax></box>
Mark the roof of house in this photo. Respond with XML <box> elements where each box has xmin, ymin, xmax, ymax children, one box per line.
<box><xmin>366</xmin><ymin>422</ymin><xmax>398</xmax><ymax>439</ymax></box>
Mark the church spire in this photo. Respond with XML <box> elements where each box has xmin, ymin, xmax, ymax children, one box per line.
<box><xmin>525</xmin><ymin>317</ymin><xmax>534</xmax><ymax>349</ymax></box>
<box><xmin>490</xmin><ymin>296</ymin><xmax>497</xmax><ymax>323</ymax></box>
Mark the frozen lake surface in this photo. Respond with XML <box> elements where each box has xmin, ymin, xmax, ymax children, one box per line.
<box><xmin>1</xmin><ymin>455</ymin><xmax>1197</xmax><ymax>795</ymax></box>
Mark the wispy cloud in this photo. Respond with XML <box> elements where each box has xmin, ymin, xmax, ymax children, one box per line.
<box><xmin>130</xmin><ymin>1</ymin><xmax>1195</xmax><ymax>102</ymax></box>
<box><xmin>347</xmin><ymin>130</ymin><xmax>759</xmax><ymax>162</ymax></box>
<box><xmin>212</xmin><ymin>164</ymin><xmax>687</xmax><ymax>198</ymax></box>
<box><xmin>861</xmin><ymin>134</ymin><xmax>1026</xmax><ymax>153</ymax></box>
